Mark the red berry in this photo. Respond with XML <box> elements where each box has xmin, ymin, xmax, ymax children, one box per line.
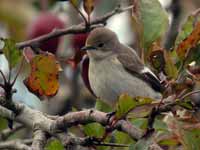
<box><xmin>27</xmin><ymin>12</ymin><xmax>65</xmax><ymax>54</ymax></box>
<box><xmin>71</xmin><ymin>33</ymin><xmax>88</xmax><ymax>51</ymax></box>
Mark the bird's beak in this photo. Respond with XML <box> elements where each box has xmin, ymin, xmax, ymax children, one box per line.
<box><xmin>81</xmin><ymin>45</ymin><xmax>97</xmax><ymax>51</ymax></box>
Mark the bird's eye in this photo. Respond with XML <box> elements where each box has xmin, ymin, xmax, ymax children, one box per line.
<box><xmin>98</xmin><ymin>43</ymin><xmax>104</xmax><ymax>47</ymax></box>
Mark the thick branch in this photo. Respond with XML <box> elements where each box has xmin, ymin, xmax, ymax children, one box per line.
<box><xmin>31</xmin><ymin>130</ymin><xmax>47</xmax><ymax>150</ymax></box>
<box><xmin>0</xmin><ymin>101</ymin><xmax>143</xmax><ymax>141</ymax></box>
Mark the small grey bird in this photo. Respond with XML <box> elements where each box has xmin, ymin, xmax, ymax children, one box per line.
<box><xmin>82</xmin><ymin>27</ymin><xmax>162</xmax><ymax>106</ymax></box>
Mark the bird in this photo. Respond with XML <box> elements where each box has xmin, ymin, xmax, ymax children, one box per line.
<box><xmin>81</xmin><ymin>27</ymin><xmax>162</xmax><ymax>106</ymax></box>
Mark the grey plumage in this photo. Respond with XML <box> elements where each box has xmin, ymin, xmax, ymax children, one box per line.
<box><xmin>83</xmin><ymin>27</ymin><xmax>162</xmax><ymax>106</ymax></box>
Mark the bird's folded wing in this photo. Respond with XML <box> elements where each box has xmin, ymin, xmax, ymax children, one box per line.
<box><xmin>117</xmin><ymin>49</ymin><xmax>162</xmax><ymax>92</ymax></box>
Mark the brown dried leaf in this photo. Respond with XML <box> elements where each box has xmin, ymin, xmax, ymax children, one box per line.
<box><xmin>24</xmin><ymin>53</ymin><xmax>60</xmax><ymax>99</ymax></box>
<box><xmin>83</xmin><ymin>0</ymin><xmax>94</xmax><ymax>16</ymax></box>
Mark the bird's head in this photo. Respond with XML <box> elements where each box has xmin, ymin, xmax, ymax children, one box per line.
<box><xmin>81</xmin><ymin>27</ymin><xmax>119</xmax><ymax>60</ymax></box>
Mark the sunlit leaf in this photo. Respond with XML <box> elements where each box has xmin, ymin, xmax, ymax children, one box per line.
<box><xmin>95</xmin><ymin>99</ymin><xmax>112</xmax><ymax>113</ymax></box>
<box><xmin>131</xmin><ymin>118</ymin><xmax>148</xmax><ymax>129</ymax></box>
<box><xmin>164</xmin><ymin>50</ymin><xmax>178</xmax><ymax>79</ymax></box>
<box><xmin>83</xmin><ymin>123</ymin><xmax>105</xmax><ymax>138</ymax></box>
<box><xmin>114</xmin><ymin>131</ymin><xmax>135</xmax><ymax>145</ymax></box>
<box><xmin>2</xmin><ymin>39</ymin><xmax>22</xmax><ymax>69</ymax></box>
<box><xmin>45</xmin><ymin>139</ymin><xmax>64</xmax><ymax>150</ymax></box>
<box><xmin>69</xmin><ymin>0</ymin><xmax>78</xmax><ymax>7</ymax></box>
<box><xmin>115</xmin><ymin>94</ymin><xmax>136</xmax><ymax>119</ymax></box>
<box><xmin>83</xmin><ymin>0</ymin><xmax>94</xmax><ymax>16</ymax></box>
<box><xmin>24</xmin><ymin>53</ymin><xmax>60</xmax><ymax>98</ymax></box>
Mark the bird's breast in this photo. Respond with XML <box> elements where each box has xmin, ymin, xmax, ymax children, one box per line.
<box><xmin>89</xmin><ymin>57</ymin><xmax>161</xmax><ymax>106</ymax></box>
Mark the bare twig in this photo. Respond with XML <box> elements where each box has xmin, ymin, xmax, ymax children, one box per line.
<box><xmin>0</xmin><ymin>139</ymin><xmax>32</xmax><ymax>150</ymax></box>
<box><xmin>69</xmin><ymin>1</ymin><xmax>88</xmax><ymax>26</ymax></box>
<box><xmin>180</xmin><ymin>89</ymin><xmax>200</xmax><ymax>100</ymax></box>
<box><xmin>56</xmin><ymin>132</ymin><xmax>128</xmax><ymax>148</ymax></box>
<box><xmin>0</xmin><ymin>70</ymin><xmax>6</xmax><ymax>84</ymax></box>
<box><xmin>15</xmin><ymin>5</ymin><xmax>133</xmax><ymax>50</ymax></box>
<box><xmin>11</xmin><ymin>57</ymin><xmax>25</xmax><ymax>86</ymax></box>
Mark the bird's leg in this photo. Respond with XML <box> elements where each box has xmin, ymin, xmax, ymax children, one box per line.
<box><xmin>143</xmin><ymin>107</ymin><xmax>158</xmax><ymax>137</ymax></box>
<box><xmin>106</xmin><ymin>111</ymin><xmax>116</xmax><ymax>124</ymax></box>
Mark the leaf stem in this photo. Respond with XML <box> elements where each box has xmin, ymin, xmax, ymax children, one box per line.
<box><xmin>70</xmin><ymin>1</ymin><xmax>89</xmax><ymax>26</ymax></box>
<box><xmin>0</xmin><ymin>70</ymin><xmax>7</xmax><ymax>84</ymax></box>
<box><xmin>11</xmin><ymin>57</ymin><xmax>25</xmax><ymax>86</ymax></box>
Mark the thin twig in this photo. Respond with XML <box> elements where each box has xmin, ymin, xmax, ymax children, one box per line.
<box><xmin>69</xmin><ymin>1</ymin><xmax>88</xmax><ymax>26</ymax></box>
<box><xmin>11</xmin><ymin>57</ymin><xmax>25</xmax><ymax>86</ymax></box>
<box><xmin>0</xmin><ymin>70</ymin><xmax>7</xmax><ymax>84</ymax></box>
<box><xmin>15</xmin><ymin>5</ymin><xmax>133</xmax><ymax>50</ymax></box>
<box><xmin>180</xmin><ymin>89</ymin><xmax>200</xmax><ymax>100</ymax></box>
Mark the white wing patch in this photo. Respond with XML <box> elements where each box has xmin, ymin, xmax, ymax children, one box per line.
<box><xmin>141</xmin><ymin>67</ymin><xmax>159</xmax><ymax>80</ymax></box>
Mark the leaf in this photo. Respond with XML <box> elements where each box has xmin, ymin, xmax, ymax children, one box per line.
<box><xmin>130</xmin><ymin>136</ymin><xmax>154</xmax><ymax>150</ymax></box>
<box><xmin>115</xmin><ymin>94</ymin><xmax>136</xmax><ymax>119</ymax></box>
<box><xmin>23</xmin><ymin>48</ymin><xmax>35</xmax><ymax>63</ymax></box>
<box><xmin>132</xmin><ymin>0</ymin><xmax>169</xmax><ymax>51</ymax></box>
<box><xmin>114</xmin><ymin>131</ymin><xmax>135</xmax><ymax>145</ymax></box>
<box><xmin>131</xmin><ymin>118</ymin><xmax>148</xmax><ymax>129</ymax></box>
<box><xmin>164</xmin><ymin>50</ymin><xmax>178</xmax><ymax>79</ymax></box>
<box><xmin>115</xmin><ymin>94</ymin><xmax>153</xmax><ymax>119</ymax></box>
<box><xmin>83</xmin><ymin>0</ymin><xmax>94</xmax><ymax>16</ymax></box>
<box><xmin>2</xmin><ymin>39</ymin><xmax>22</xmax><ymax>69</ymax></box>
<box><xmin>24</xmin><ymin>53</ymin><xmax>60</xmax><ymax>98</ymax></box>
<box><xmin>166</xmin><ymin>115</ymin><xmax>200</xmax><ymax>150</ymax></box>
<box><xmin>69</xmin><ymin>0</ymin><xmax>78</xmax><ymax>7</ymax></box>
<box><xmin>95</xmin><ymin>99</ymin><xmax>112</xmax><ymax>113</ymax></box>
<box><xmin>45</xmin><ymin>139</ymin><xmax>64</xmax><ymax>150</ymax></box>
<box><xmin>83</xmin><ymin>123</ymin><xmax>105</xmax><ymax>138</ymax></box>
<box><xmin>176</xmin><ymin>22</ymin><xmax>200</xmax><ymax>60</ymax></box>
<box><xmin>149</xmin><ymin>42</ymin><xmax>178</xmax><ymax>79</ymax></box>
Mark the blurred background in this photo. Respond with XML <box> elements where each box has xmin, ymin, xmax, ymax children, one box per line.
<box><xmin>0</xmin><ymin>0</ymin><xmax>200</xmax><ymax>116</ymax></box>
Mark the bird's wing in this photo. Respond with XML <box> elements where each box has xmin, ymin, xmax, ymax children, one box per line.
<box><xmin>117</xmin><ymin>46</ymin><xmax>162</xmax><ymax>92</ymax></box>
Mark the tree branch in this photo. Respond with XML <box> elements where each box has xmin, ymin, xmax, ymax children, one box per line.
<box><xmin>31</xmin><ymin>130</ymin><xmax>47</xmax><ymax>150</ymax></box>
<box><xmin>0</xmin><ymin>100</ymin><xmax>143</xmax><ymax>141</ymax></box>
<box><xmin>0</xmin><ymin>139</ymin><xmax>32</xmax><ymax>150</ymax></box>
<box><xmin>15</xmin><ymin>5</ymin><xmax>133</xmax><ymax>50</ymax></box>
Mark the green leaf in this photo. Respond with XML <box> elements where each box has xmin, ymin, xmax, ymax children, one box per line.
<box><xmin>95</xmin><ymin>99</ymin><xmax>112</xmax><ymax>112</ymax></box>
<box><xmin>131</xmin><ymin>118</ymin><xmax>148</xmax><ymax>129</ymax></box>
<box><xmin>131</xmin><ymin>136</ymin><xmax>154</xmax><ymax>150</ymax></box>
<box><xmin>138</xmin><ymin>0</ymin><xmax>169</xmax><ymax>50</ymax></box>
<box><xmin>175</xmin><ymin>11</ymin><xmax>200</xmax><ymax>60</ymax></box>
<box><xmin>181</xmin><ymin>129</ymin><xmax>200</xmax><ymax>150</ymax></box>
<box><xmin>115</xmin><ymin>95</ymin><xmax>153</xmax><ymax>120</ymax></box>
<box><xmin>114</xmin><ymin>131</ymin><xmax>135</xmax><ymax>145</ymax></box>
<box><xmin>0</xmin><ymin>117</ymin><xmax>8</xmax><ymax>131</ymax></box>
<box><xmin>164</xmin><ymin>50</ymin><xmax>178</xmax><ymax>79</ymax></box>
<box><xmin>83</xmin><ymin>123</ymin><xmax>105</xmax><ymax>138</ymax></box>
<box><xmin>153</xmin><ymin>118</ymin><xmax>168</xmax><ymax>131</ymax></box>
<box><xmin>2</xmin><ymin>39</ymin><xmax>22</xmax><ymax>69</ymax></box>
<box><xmin>159</xmin><ymin>139</ymin><xmax>179</xmax><ymax>146</ymax></box>
<box><xmin>115</xmin><ymin>94</ymin><xmax>136</xmax><ymax>119</ymax></box>
<box><xmin>45</xmin><ymin>139</ymin><xmax>64</xmax><ymax>150</ymax></box>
